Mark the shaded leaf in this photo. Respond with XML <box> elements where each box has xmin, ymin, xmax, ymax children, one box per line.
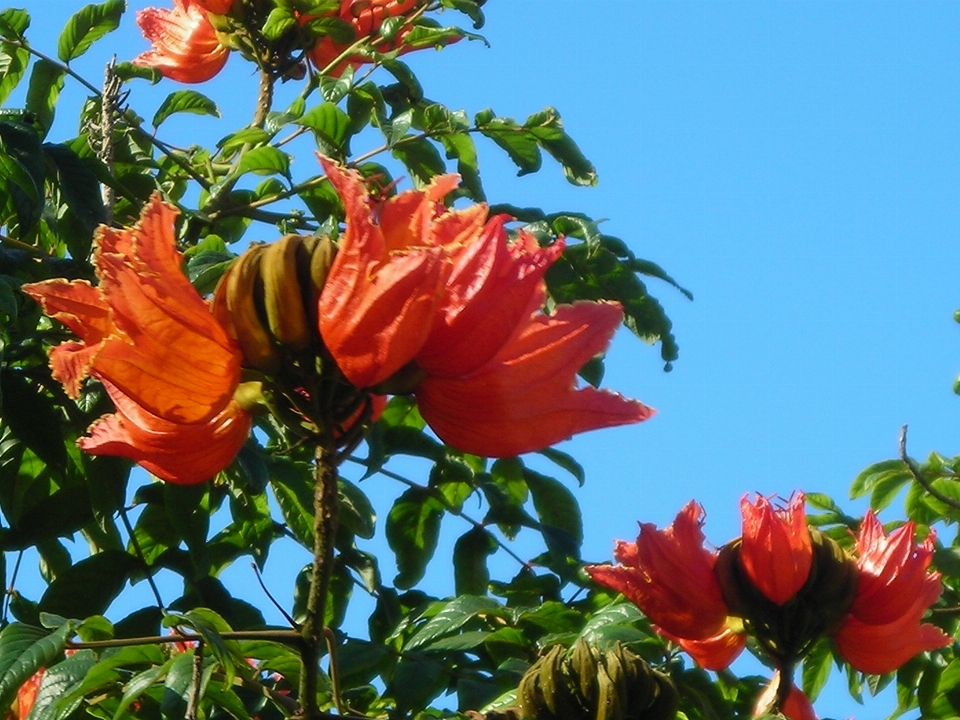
<box><xmin>386</xmin><ymin>487</ymin><xmax>445</xmax><ymax>589</ymax></box>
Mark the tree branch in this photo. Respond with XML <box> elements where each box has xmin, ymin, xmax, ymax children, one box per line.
<box><xmin>899</xmin><ymin>424</ymin><xmax>960</xmax><ymax>511</ymax></box>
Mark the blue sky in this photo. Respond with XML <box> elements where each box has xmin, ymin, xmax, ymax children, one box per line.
<box><xmin>12</xmin><ymin>1</ymin><xmax>960</xmax><ymax>717</ymax></box>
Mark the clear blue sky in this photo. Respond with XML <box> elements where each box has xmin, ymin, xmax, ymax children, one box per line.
<box><xmin>13</xmin><ymin>2</ymin><xmax>960</xmax><ymax>717</ymax></box>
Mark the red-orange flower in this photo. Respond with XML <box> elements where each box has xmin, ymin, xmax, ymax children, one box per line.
<box><xmin>585</xmin><ymin>502</ymin><xmax>747</xmax><ymax>670</ymax></box>
<box><xmin>317</xmin><ymin>158</ymin><xmax>653</xmax><ymax>457</ymax></box>
<box><xmin>6</xmin><ymin>669</ymin><xmax>44</xmax><ymax>720</ymax></box>
<box><xmin>133</xmin><ymin>0</ymin><xmax>230</xmax><ymax>83</ymax></box>
<box><xmin>193</xmin><ymin>0</ymin><xmax>232</xmax><ymax>13</ymax></box>
<box><xmin>305</xmin><ymin>0</ymin><xmax>420</xmax><ymax>76</ymax></box>
<box><xmin>833</xmin><ymin>511</ymin><xmax>949</xmax><ymax>674</ymax></box>
<box><xmin>740</xmin><ymin>492</ymin><xmax>813</xmax><ymax>605</ymax></box>
<box><xmin>23</xmin><ymin>195</ymin><xmax>251</xmax><ymax>484</ymax></box>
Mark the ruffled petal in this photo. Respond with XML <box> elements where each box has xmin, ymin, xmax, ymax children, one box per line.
<box><xmin>80</xmin><ymin>380</ymin><xmax>251</xmax><ymax>485</ymax></box>
<box><xmin>134</xmin><ymin>0</ymin><xmax>229</xmax><ymax>83</ymax></box>
<box><xmin>415</xmin><ymin>301</ymin><xmax>653</xmax><ymax>456</ymax></box>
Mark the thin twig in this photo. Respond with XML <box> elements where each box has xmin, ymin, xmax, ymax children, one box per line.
<box><xmin>252</xmin><ymin>562</ymin><xmax>299</xmax><ymax>629</ymax></box>
<box><xmin>118</xmin><ymin>505</ymin><xmax>165</xmax><ymax>610</ymax></box>
<box><xmin>347</xmin><ymin>456</ymin><xmax>533</xmax><ymax>571</ymax></box>
<box><xmin>899</xmin><ymin>425</ymin><xmax>960</xmax><ymax>511</ymax></box>
<box><xmin>68</xmin><ymin>629</ymin><xmax>303</xmax><ymax>650</ymax></box>
<box><xmin>323</xmin><ymin>627</ymin><xmax>346</xmax><ymax>715</ymax></box>
<box><xmin>2</xmin><ymin>551</ymin><xmax>24</xmax><ymax>623</ymax></box>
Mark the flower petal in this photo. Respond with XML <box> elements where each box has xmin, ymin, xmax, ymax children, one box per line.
<box><xmin>834</xmin><ymin>610</ymin><xmax>949</xmax><ymax>675</ymax></box>
<box><xmin>80</xmin><ymin>379</ymin><xmax>251</xmax><ymax>485</ymax></box>
<box><xmin>585</xmin><ymin>501</ymin><xmax>729</xmax><ymax>642</ymax></box>
<box><xmin>739</xmin><ymin>492</ymin><xmax>812</xmax><ymax>605</ymax></box>
<box><xmin>134</xmin><ymin>0</ymin><xmax>229</xmax><ymax>83</ymax></box>
<box><xmin>319</xmin><ymin>159</ymin><xmax>451</xmax><ymax>388</ymax></box>
<box><xmin>659</xmin><ymin>625</ymin><xmax>747</xmax><ymax>671</ymax></box>
<box><xmin>415</xmin><ymin>301</ymin><xmax>653</xmax><ymax>456</ymax></box>
<box><xmin>417</xmin><ymin>221</ymin><xmax>564</xmax><ymax>377</ymax></box>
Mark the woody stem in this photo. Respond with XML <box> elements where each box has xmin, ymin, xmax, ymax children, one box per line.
<box><xmin>254</xmin><ymin>65</ymin><xmax>274</xmax><ymax>128</ymax></box>
<box><xmin>297</xmin><ymin>434</ymin><xmax>339</xmax><ymax>719</ymax></box>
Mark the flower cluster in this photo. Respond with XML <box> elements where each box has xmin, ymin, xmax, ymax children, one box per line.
<box><xmin>585</xmin><ymin>493</ymin><xmax>950</xmax><ymax>717</ymax></box>
<box><xmin>23</xmin><ymin>196</ymin><xmax>252</xmax><ymax>485</ymax></box>
<box><xmin>134</xmin><ymin>0</ymin><xmax>424</xmax><ymax>83</ymax></box>
<box><xmin>317</xmin><ymin>158</ymin><xmax>654</xmax><ymax>457</ymax></box>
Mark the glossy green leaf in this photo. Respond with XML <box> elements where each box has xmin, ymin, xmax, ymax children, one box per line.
<box><xmin>523</xmin><ymin>107</ymin><xmax>597</xmax><ymax>186</ymax></box>
<box><xmin>24</xmin><ymin>58</ymin><xmax>64</xmax><ymax>134</ymax></box>
<box><xmin>0</xmin><ymin>621</ymin><xmax>74</xmax><ymax>711</ymax></box>
<box><xmin>440</xmin><ymin>131</ymin><xmax>484</xmax><ymax>200</ymax></box>
<box><xmin>524</xmin><ymin>469</ymin><xmax>583</xmax><ymax>545</ymax></box>
<box><xmin>406</xmin><ymin>595</ymin><xmax>500</xmax><ymax>651</ymax></box>
<box><xmin>260</xmin><ymin>6</ymin><xmax>297</xmax><ymax>41</ymax></box>
<box><xmin>475</xmin><ymin>110</ymin><xmax>540</xmax><ymax>176</ymax></box>
<box><xmin>453</xmin><ymin>527</ymin><xmax>497</xmax><ymax>596</ymax></box>
<box><xmin>391</xmin><ymin>137</ymin><xmax>446</xmax><ymax>186</ymax></box>
<box><xmin>385</xmin><ymin>486</ymin><xmax>445</xmax><ymax>589</ymax></box>
<box><xmin>152</xmin><ymin>89</ymin><xmax>219</xmax><ymax>128</ymax></box>
<box><xmin>339</xmin><ymin>478</ymin><xmax>376</xmax><ymax>540</ymax></box>
<box><xmin>236</xmin><ymin>145</ymin><xmax>291</xmax><ymax>178</ymax></box>
<box><xmin>0</xmin><ymin>370</ymin><xmax>66</xmax><ymax>471</ymax></box>
<box><xmin>299</xmin><ymin>102</ymin><xmax>351</xmax><ymax>154</ymax></box>
<box><xmin>56</xmin><ymin>0</ymin><xmax>124</xmax><ymax>62</ymax></box>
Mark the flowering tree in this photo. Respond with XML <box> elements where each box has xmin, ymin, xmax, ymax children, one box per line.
<box><xmin>0</xmin><ymin>2</ymin><xmax>956</xmax><ymax>720</ymax></box>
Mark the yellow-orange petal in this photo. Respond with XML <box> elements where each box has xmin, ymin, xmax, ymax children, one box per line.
<box><xmin>80</xmin><ymin>380</ymin><xmax>251</xmax><ymax>485</ymax></box>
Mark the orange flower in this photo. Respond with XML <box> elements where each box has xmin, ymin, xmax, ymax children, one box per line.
<box><xmin>306</xmin><ymin>0</ymin><xmax>420</xmax><ymax>76</ymax></box>
<box><xmin>7</xmin><ymin>669</ymin><xmax>44</xmax><ymax>720</ymax></box>
<box><xmin>23</xmin><ymin>195</ymin><xmax>250</xmax><ymax>484</ymax></box>
<box><xmin>317</xmin><ymin>158</ymin><xmax>653</xmax><ymax>457</ymax></box>
<box><xmin>833</xmin><ymin>511</ymin><xmax>949</xmax><ymax>674</ymax></box>
<box><xmin>739</xmin><ymin>492</ymin><xmax>813</xmax><ymax>605</ymax></box>
<box><xmin>133</xmin><ymin>0</ymin><xmax>230</xmax><ymax>83</ymax></box>
<box><xmin>585</xmin><ymin>501</ymin><xmax>746</xmax><ymax>670</ymax></box>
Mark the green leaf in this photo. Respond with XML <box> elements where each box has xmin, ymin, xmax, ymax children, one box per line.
<box><xmin>0</xmin><ymin>43</ymin><xmax>29</xmax><ymax>105</ymax></box>
<box><xmin>406</xmin><ymin>595</ymin><xmax>500</xmax><ymax>651</ymax></box>
<box><xmin>800</xmin><ymin>639</ymin><xmax>833</xmax><ymax>701</ymax></box>
<box><xmin>299</xmin><ymin>102</ymin><xmax>351</xmax><ymax>154</ymax></box>
<box><xmin>453</xmin><ymin>526</ymin><xmax>497</xmax><ymax>596</ymax></box>
<box><xmin>38</xmin><ymin>550</ymin><xmax>136</xmax><ymax>618</ymax></box>
<box><xmin>385</xmin><ymin>486</ymin><xmax>445</xmax><ymax>589</ymax></box>
<box><xmin>160</xmin><ymin>651</ymin><xmax>194</xmax><ymax>720</ymax></box>
<box><xmin>187</xmin><ymin>248</ymin><xmax>234</xmax><ymax>296</ymax></box>
<box><xmin>57</xmin><ymin>0</ymin><xmax>124</xmax><ymax>63</ymax></box>
<box><xmin>0</xmin><ymin>621</ymin><xmax>74</xmax><ymax>711</ymax></box>
<box><xmin>849</xmin><ymin>459</ymin><xmax>911</xmax><ymax>499</ymax></box>
<box><xmin>339</xmin><ymin>478</ymin><xmax>376</xmax><ymax>540</ymax></box>
<box><xmin>537</xmin><ymin>448</ymin><xmax>586</xmax><ymax>487</ymax></box>
<box><xmin>475</xmin><ymin>110</ymin><xmax>540</xmax><ymax>176</ymax></box>
<box><xmin>268</xmin><ymin>457</ymin><xmax>315</xmax><ymax>550</ymax></box>
<box><xmin>29</xmin><ymin>648</ymin><xmax>99</xmax><ymax>720</ymax></box>
<box><xmin>0</xmin><ymin>9</ymin><xmax>29</xmax><ymax>39</ymax></box>
<box><xmin>386</xmin><ymin>657</ymin><xmax>445</xmax><ymax>716</ymax></box>
<box><xmin>152</xmin><ymin>89</ymin><xmax>220</xmax><ymax>128</ymax></box>
<box><xmin>391</xmin><ymin>137</ymin><xmax>446</xmax><ymax>186</ymax></box>
<box><xmin>260</xmin><ymin>6</ymin><xmax>297</xmax><ymax>41</ymax></box>
<box><xmin>319</xmin><ymin>65</ymin><xmax>353</xmax><ymax>103</ymax></box>
<box><xmin>440</xmin><ymin>131</ymin><xmax>484</xmax><ymax>201</ymax></box>
<box><xmin>523</xmin><ymin>107</ymin><xmax>597</xmax><ymax>186</ymax></box>
<box><xmin>524</xmin><ymin>469</ymin><xmax>583</xmax><ymax>546</ymax></box>
<box><xmin>0</xmin><ymin>370</ymin><xmax>66</xmax><ymax>471</ymax></box>
<box><xmin>24</xmin><ymin>59</ymin><xmax>64</xmax><ymax>135</ymax></box>
<box><xmin>216</xmin><ymin>127</ymin><xmax>272</xmax><ymax>156</ymax></box>
<box><xmin>236</xmin><ymin>145</ymin><xmax>290</xmax><ymax>178</ymax></box>
<box><xmin>113</xmin><ymin>61</ymin><xmax>161</xmax><ymax>83</ymax></box>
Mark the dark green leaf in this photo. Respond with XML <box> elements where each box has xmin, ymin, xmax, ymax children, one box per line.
<box><xmin>537</xmin><ymin>448</ymin><xmax>586</xmax><ymax>487</ymax></box>
<box><xmin>38</xmin><ymin>550</ymin><xmax>136</xmax><ymax>618</ymax></box>
<box><xmin>386</xmin><ymin>657</ymin><xmax>445</xmax><ymax>716</ymax></box>
<box><xmin>385</xmin><ymin>486</ymin><xmax>444</xmax><ymax>589</ymax></box>
<box><xmin>523</xmin><ymin>107</ymin><xmax>597</xmax><ymax>186</ymax></box>
<box><xmin>339</xmin><ymin>478</ymin><xmax>376</xmax><ymax>540</ymax></box>
<box><xmin>187</xmin><ymin>249</ymin><xmax>234</xmax><ymax>295</ymax></box>
<box><xmin>0</xmin><ymin>370</ymin><xmax>66</xmax><ymax>471</ymax></box>
<box><xmin>113</xmin><ymin>61</ymin><xmax>161</xmax><ymax>83</ymax></box>
<box><xmin>475</xmin><ymin>110</ymin><xmax>540</xmax><ymax>176</ymax></box>
<box><xmin>152</xmin><ymin>89</ymin><xmax>219</xmax><ymax>128</ymax></box>
<box><xmin>57</xmin><ymin>0</ymin><xmax>124</xmax><ymax>63</ymax></box>
<box><xmin>24</xmin><ymin>59</ymin><xmax>64</xmax><ymax>135</ymax></box>
<box><xmin>524</xmin><ymin>469</ymin><xmax>583</xmax><ymax>546</ymax></box>
<box><xmin>440</xmin><ymin>131</ymin><xmax>484</xmax><ymax>201</ymax></box>
<box><xmin>391</xmin><ymin>137</ymin><xmax>446</xmax><ymax>186</ymax></box>
<box><xmin>453</xmin><ymin>527</ymin><xmax>497</xmax><ymax>596</ymax></box>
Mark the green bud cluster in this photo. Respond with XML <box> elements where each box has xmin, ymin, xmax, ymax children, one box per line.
<box><xmin>518</xmin><ymin>640</ymin><xmax>678</xmax><ymax>720</ymax></box>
